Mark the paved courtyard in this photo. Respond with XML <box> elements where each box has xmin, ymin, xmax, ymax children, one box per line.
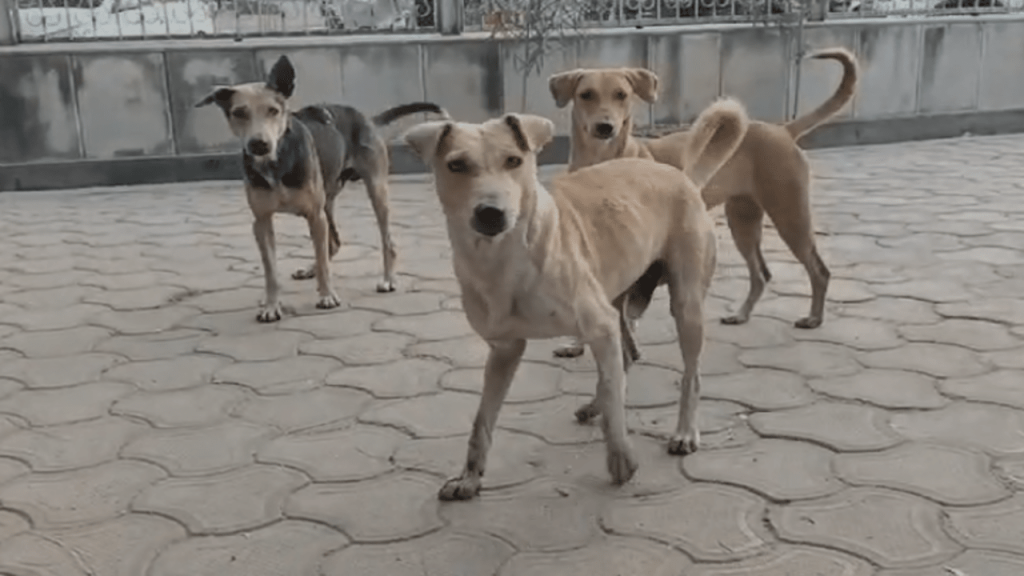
<box><xmin>0</xmin><ymin>134</ymin><xmax>1023</xmax><ymax>575</ymax></box>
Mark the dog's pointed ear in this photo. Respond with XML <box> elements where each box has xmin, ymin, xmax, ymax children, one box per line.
<box><xmin>195</xmin><ymin>87</ymin><xmax>235</xmax><ymax>112</ymax></box>
<box><xmin>403</xmin><ymin>121</ymin><xmax>454</xmax><ymax>162</ymax></box>
<box><xmin>548</xmin><ymin>70</ymin><xmax>583</xmax><ymax>108</ymax></box>
<box><xmin>504</xmin><ymin>113</ymin><xmax>554</xmax><ymax>153</ymax></box>
<box><xmin>623</xmin><ymin>68</ymin><xmax>660</xmax><ymax>103</ymax></box>
<box><xmin>266</xmin><ymin>55</ymin><xmax>296</xmax><ymax>99</ymax></box>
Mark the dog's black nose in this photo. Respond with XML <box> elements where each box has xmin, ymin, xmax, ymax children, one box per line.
<box><xmin>595</xmin><ymin>123</ymin><xmax>615</xmax><ymax>139</ymax></box>
<box><xmin>472</xmin><ymin>205</ymin><xmax>507</xmax><ymax>237</ymax></box>
<box><xmin>247</xmin><ymin>139</ymin><xmax>270</xmax><ymax>156</ymax></box>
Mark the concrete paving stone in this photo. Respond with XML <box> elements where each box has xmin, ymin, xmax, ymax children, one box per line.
<box><xmin>750</xmin><ymin>401</ymin><xmax>903</xmax><ymax>452</ymax></box>
<box><xmin>858</xmin><ymin>343</ymin><xmax>990</xmax><ymax>378</ymax></box>
<box><xmin>602</xmin><ymin>483</ymin><xmax>770</xmax><ymax>562</ymax></box>
<box><xmin>41</xmin><ymin>513</ymin><xmax>187</xmax><ymax>576</ymax></box>
<box><xmin>94</xmin><ymin>328</ymin><xmax>206</xmax><ymax>361</ymax></box>
<box><xmin>90</xmin><ymin>305</ymin><xmax>201</xmax><ymax>334</ymax></box>
<box><xmin>835</xmin><ymin>296</ymin><xmax>942</xmax><ymax>325</ymax></box>
<box><xmin>0</xmin><ymin>378</ymin><xmax>23</xmax><ymax>402</ymax></box>
<box><xmin>79</xmin><ymin>269</ymin><xmax>179</xmax><ymax>291</ymax></box>
<box><xmin>393</xmin><ymin>430</ymin><xmax>546</xmax><ymax>491</ymax></box>
<box><xmin>234</xmin><ymin>386</ymin><xmax>371</xmax><ymax>431</ymax></box>
<box><xmin>83</xmin><ymin>285</ymin><xmax>185</xmax><ymax>311</ymax></box>
<box><xmin>938</xmin><ymin>246</ymin><xmax>1024</xmax><ymax>266</ymax></box>
<box><xmin>374</xmin><ymin>310</ymin><xmax>475</xmax><ymax>342</ymax></box>
<box><xmin>499</xmin><ymin>534</ymin><xmax>691</xmax><ymax>576</ymax></box>
<box><xmin>738</xmin><ymin>342</ymin><xmax>862</xmax><ymax>379</ymax></box>
<box><xmin>326</xmin><ymin>358</ymin><xmax>449</xmax><ymax>398</ymax></box>
<box><xmin>0</xmin><ymin>460</ymin><xmax>166</xmax><ymax>528</ymax></box>
<box><xmin>628</xmin><ymin>399</ymin><xmax>747</xmax><ymax>441</ymax></box>
<box><xmin>169</xmin><ymin>286</ymin><xmax>265</xmax><ymax>313</ymax></box>
<box><xmin>891</xmin><ymin>402</ymin><xmax>1024</xmax><ymax>456</ymax></box>
<box><xmin>0</xmin><ymin>457</ymin><xmax>30</xmax><ymax>484</ymax></box>
<box><xmin>322</xmin><ymin>530</ymin><xmax>513</xmax><ymax>576</ymax></box>
<box><xmin>633</xmin><ymin>308</ymin><xmax>686</xmax><ymax>346</ymax></box>
<box><xmin>122</xmin><ymin>419</ymin><xmax>277</xmax><ymax>476</ymax></box>
<box><xmin>0</xmin><ymin>381</ymin><xmax>135</xmax><ymax>426</ymax></box>
<box><xmin>682</xmin><ymin>438</ymin><xmax>843</xmax><ymax>501</ymax></box>
<box><xmin>984</xmin><ymin>347</ymin><xmax>1024</xmax><ymax>371</ymax></box>
<box><xmin>0</xmin><ymin>416</ymin><xmax>147</xmax><ymax>472</ymax></box>
<box><xmin>833</xmin><ymin>262</ymin><xmax>910</xmax><ymax>283</ymax></box>
<box><xmin>149</xmin><ymin>520</ymin><xmax>348</xmax><ymax>576</ymax></box>
<box><xmin>0</xmin><ymin>326</ymin><xmax>112</xmax><ymax>358</ymax></box>
<box><xmin>640</xmin><ymin>340</ymin><xmax>744</xmax><ymax>376</ymax></box>
<box><xmin>0</xmin><ymin>532</ymin><xmax>88</xmax><ymax>576</ymax></box>
<box><xmin>0</xmin><ymin>352</ymin><xmax>125</xmax><ymax>389</ymax></box>
<box><xmin>134</xmin><ymin>464</ymin><xmax>307</xmax><ymax>535</ymax></box>
<box><xmin>299</xmin><ymin>332</ymin><xmax>413</xmax><ymax>366</ymax></box>
<box><xmin>497</xmin><ymin>395</ymin><xmax>604</xmax><ymax>445</ymax></box>
<box><xmin>286</xmin><ymin>472</ymin><xmax>444</xmax><ymax>543</ymax></box>
<box><xmin>562</xmin><ymin>364</ymin><xmax>683</xmax><ymax>409</ymax></box>
<box><xmin>946</xmin><ymin>493</ymin><xmax>1024</xmax><ymax>556</ymax></box>
<box><xmin>213</xmin><ymin>356</ymin><xmax>341</xmax><ymax>395</ymax></box>
<box><xmin>877</xmin><ymin>549</ymin><xmax>1024</xmax><ymax>576</ymax></box>
<box><xmin>0</xmin><ymin>510</ymin><xmax>29</xmax><ymax>541</ymax></box>
<box><xmin>179</xmin><ymin>309</ymin><xmax>280</xmax><ymax>337</ymax></box>
<box><xmin>937</xmin><ymin>297</ymin><xmax>1024</xmax><ymax>325</ymax></box>
<box><xmin>877</xmin><ymin>232</ymin><xmax>966</xmax><ymax>253</ymax></box>
<box><xmin>771</xmin><ymin>487</ymin><xmax>960</xmax><ymax>568</ymax></box>
<box><xmin>196</xmin><ymin>330</ymin><xmax>310</xmax><ymax>362</ymax></box>
<box><xmin>899</xmin><ymin>318</ymin><xmax>1020</xmax><ymax>352</ymax></box>
<box><xmin>104</xmin><ymin>354</ymin><xmax>230</xmax><ymax>392</ymax></box>
<box><xmin>360</xmin><ymin>392</ymin><xmax>479</xmax><ymax>438</ymax></box>
<box><xmin>278</xmin><ymin>308</ymin><xmax>386</xmax><ymax>339</ymax></box>
<box><xmin>441</xmin><ymin>478</ymin><xmax>604</xmax><ymax>552</ymax></box>
<box><xmin>940</xmin><ymin>370</ymin><xmax>1024</xmax><ymax>409</ymax></box>
<box><xmin>837</xmin><ymin>442</ymin><xmax>1009</xmax><ymax>506</ymax></box>
<box><xmin>442</xmin><ymin>362</ymin><xmax>564</xmax><ymax>404</ymax></box>
<box><xmin>257</xmin><ymin>425</ymin><xmax>405</xmax><ymax>482</ymax></box>
<box><xmin>701</xmin><ymin>369</ymin><xmax>816</xmax><ymax>410</ymax></box>
<box><xmin>3</xmin><ymin>270</ymin><xmax>96</xmax><ymax>290</ymax></box>
<box><xmin>407</xmin><ymin>335</ymin><xmax>490</xmax><ymax>368</ymax></box>
<box><xmin>112</xmin><ymin>384</ymin><xmax>247</xmax><ymax>428</ymax></box>
<box><xmin>706</xmin><ymin>316</ymin><xmax>793</xmax><ymax>349</ymax></box>
<box><xmin>791</xmin><ymin>316</ymin><xmax>905</xmax><ymax>350</ymax></box>
<box><xmin>808</xmin><ymin>369</ymin><xmax>948</xmax><ymax>409</ymax></box>
<box><xmin>1</xmin><ymin>286</ymin><xmax>97</xmax><ymax>310</ymax></box>
<box><xmin>689</xmin><ymin>544</ymin><xmax>874</xmax><ymax>576</ymax></box>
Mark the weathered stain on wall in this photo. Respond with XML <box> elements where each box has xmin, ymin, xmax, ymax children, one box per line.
<box><xmin>0</xmin><ymin>55</ymin><xmax>80</xmax><ymax>163</ymax></box>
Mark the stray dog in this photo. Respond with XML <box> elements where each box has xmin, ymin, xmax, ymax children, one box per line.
<box><xmin>403</xmin><ymin>98</ymin><xmax>750</xmax><ymax>499</ymax></box>
<box><xmin>197</xmin><ymin>55</ymin><xmax>446</xmax><ymax>322</ymax></box>
<box><xmin>548</xmin><ymin>48</ymin><xmax>858</xmax><ymax>357</ymax></box>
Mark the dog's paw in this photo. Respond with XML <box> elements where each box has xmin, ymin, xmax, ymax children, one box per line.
<box><xmin>316</xmin><ymin>293</ymin><xmax>342</xmax><ymax>310</ymax></box>
<box><xmin>606</xmin><ymin>444</ymin><xmax>639</xmax><ymax>486</ymax></box>
<box><xmin>553</xmin><ymin>343</ymin><xmax>585</xmax><ymax>358</ymax></box>
<box><xmin>574</xmin><ymin>401</ymin><xmax>601</xmax><ymax>424</ymax></box>
<box><xmin>668</xmin><ymin>429</ymin><xmax>700</xmax><ymax>455</ymax></box>
<box><xmin>438</xmin><ymin>475</ymin><xmax>482</xmax><ymax>501</ymax></box>
<box><xmin>292</xmin><ymin>266</ymin><xmax>316</xmax><ymax>280</ymax></box>
<box><xmin>720</xmin><ymin>314</ymin><xmax>749</xmax><ymax>326</ymax></box>
<box><xmin>376</xmin><ymin>279</ymin><xmax>397</xmax><ymax>293</ymax></box>
<box><xmin>256</xmin><ymin>303</ymin><xmax>283</xmax><ymax>323</ymax></box>
<box><xmin>795</xmin><ymin>315</ymin><xmax>823</xmax><ymax>329</ymax></box>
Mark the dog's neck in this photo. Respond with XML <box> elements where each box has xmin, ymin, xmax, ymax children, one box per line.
<box><xmin>567</xmin><ymin>114</ymin><xmax>633</xmax><ymax>173</ymax></box>
<box><xmin>243</xmin><ymin>118</ymin><xmax>308</xmax><ymax>190</ymax></box>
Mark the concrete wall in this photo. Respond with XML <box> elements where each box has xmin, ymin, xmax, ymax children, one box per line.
<box><xmin>2</xmin><ymin>17</ymin><xmax>1024</xmax><ymax>191</ymax></box>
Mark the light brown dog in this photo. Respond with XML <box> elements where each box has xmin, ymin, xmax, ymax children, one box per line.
<box><xmin>403</xmin><ymin>98</ymin><xmax>750</xmax><ymax>500</ymax></box>
<box><xmin>548</xmin><ymin>48</ymin><xmax>859</xmax><ymax>357</ymax></box>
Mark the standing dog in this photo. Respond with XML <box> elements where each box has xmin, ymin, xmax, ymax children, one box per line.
<box><xmin>197</xmin><ymin>55</ymin><xmax>446</xmax><ymax>322</ymax></box>
<box><xmin>549</xmin><ymin>48</ymin><xmax>858</xmax><ymax>357</ymax></box>
<box><xmin>403</xmin><ymin>99</ymin><xmax>749</xmax><ymax>500</ymax></box>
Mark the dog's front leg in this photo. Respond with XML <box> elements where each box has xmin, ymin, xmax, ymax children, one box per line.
<box><xmin>588</xmin><ymin>318</ymin><xmax>638</xmax><ymax>485</ymax></box>
<box><xmin>439</xmin><ymin>338</ymin><xmax>526</xmax><ymax>501</ymax></box>
<box><xmin>253</xmin><ymin>215</ymin><xmax>282</xmax><ymax>322</ymax></box>
<box><xmin>306</xmin><ymin>209</ymin><xmax>341</xmax><ymax>310</ymax></box>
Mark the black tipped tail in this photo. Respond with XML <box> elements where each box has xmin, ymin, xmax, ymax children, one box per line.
<box><xmin>372</xmin><ymin>102</ymin><xmax>448</xmax><ymax>126</ymax></box>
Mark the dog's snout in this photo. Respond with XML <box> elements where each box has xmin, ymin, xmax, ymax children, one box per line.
<box><xmin>247</xmin><ymin>138</ymin><xmax>270</xmax><ymax>156</ymax></box>
<box><xmin>594</xmin><ymin>123</ymin><xmax>615</xmax><ymax>139</ymax></box>
<box><xmin>471</xmin><ymin>205</ymin><xmax>508</xmax><ymax>237</ymax></box>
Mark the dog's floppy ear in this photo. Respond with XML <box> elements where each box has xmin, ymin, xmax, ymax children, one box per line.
<box><xmin>195</xmin><ymin>87</ymin><xmax>235</xmax><ymax>112</ymax></box>
<box><xmin>403</xmin><ymin>121</ymin><xmax>454</xmax><ymax>163</ymax></box>
<box><xmin>266</xmin><ymin>55</ymin><xmax>296</xmax><ymax>99</ymax></box>
<box><xmin>683</xmin><ymin>98</ymin><xmax>750</xmax><ymax>189</ymax></box>
<box><xmin>623</xmin><ymin>68</ymin><xmax>659</xmax><ymax>103</ymax></box>
<box><xmin>548</xmin><ymin>69</ymin><xmax>583</xmax><ymax>108</ymax></box>
<box><xmin>503</xmin><ymin>113</ymin><xmax>554</xmax><ymax>153</ymax></box>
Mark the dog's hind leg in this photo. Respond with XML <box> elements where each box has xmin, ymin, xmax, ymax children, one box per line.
<box><xmin>306</xmin><ymin>206</ymin><xmax>342</xmax><ymax>310</ymax></box>
<box><xmin>362</xmin><ymin>173</ymin><xmax>398</xmax><ymax>293</ymax></box>
<box><xmin>253</xmin><ymin>215</ymin><xmax>283</xmax><ymax>322</ymax></box>
<box><xmin>294</xmin><ymin>179</ymin><xmax>346</xmax><ymax>281</ymax></box>
<box><xmin>439</xmin><ymin>338</ymin><xmax>526</xmax><ymax>501</ymax></box>
<box><xmin>721</xmin><ymin>196</ymin><xmax>771</xmax><ymax>326</ymax></box>
<box><xmin>772</xmin><ymin>208</ymin><xmax>829</xmax><ymax>329</ymax></box>
<box><xmin>666</xmin><ymin>269</ymin><xmax>711</xmax><ymax>454</ymax></box>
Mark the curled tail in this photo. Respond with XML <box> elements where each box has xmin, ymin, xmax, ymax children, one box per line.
<box><xmin>372</xmin><ymin>102</ymin><xmax>449</xmax><ymax>126</ymax></box>
<box><xmin>684</xmin><ymin>98</ymin><xmax>750</xmax><ymax>189</ymax></box>
<box><xmin>785</xmin><ymin>47</ymin><xmax>859</xmax><ymax>140</ymax></box>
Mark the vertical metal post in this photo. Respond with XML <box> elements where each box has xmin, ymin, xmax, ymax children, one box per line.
<box><xmin>0</xmin><ymin>0</ymin><xmax>17</xmax><ymax>45</ymax></box>
<box><xmin>437</xmin><ymin>0</ymin><xmax>463</xmax><ymax>34</ymax></box>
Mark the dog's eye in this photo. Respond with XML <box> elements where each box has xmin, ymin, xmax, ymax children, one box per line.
<box><xmin>267</xmin><ymin>107</ymin><xmax>280</xmax><ymax>117</ymax></box>
<box><xmin>505</xmin><ymin>156</ymin><xmax>522</xmax><ymax>169</ymax></box>
<box><xmin>580</xmin><ymin>90</ymin><xmax>595</xmax><ymax>101</ymax></box>
<box><xmin>447</xmin><ymin>159</ymin><xmax>469</xmax><ymax>173</ymax></box>
<box><xmin>231</xmin><ymin>108</ymin><xmax>248</xmax><ymax>120</ymax></box>
<box><xmin>615</xmin><ymin>90</ymin><xmax>627</xmax><ymax>100</ymax></box>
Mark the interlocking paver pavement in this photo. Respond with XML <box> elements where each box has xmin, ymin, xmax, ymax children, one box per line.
<box><xmin>1</xmin><ymin>134</ymin><xmax>1024</xmax><ymax>574</ymax></box>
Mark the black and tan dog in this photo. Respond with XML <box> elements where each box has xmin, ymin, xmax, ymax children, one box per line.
<box><xmin>197</xmin><ymin>55</ymin><xmax>447</xmax><ymax>322</ymax></box>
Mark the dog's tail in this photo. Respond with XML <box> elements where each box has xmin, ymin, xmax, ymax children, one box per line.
<box><xmin>372</xmin><ymin>102</ymin><xmax>450</xmax><ymax>127</ymax></box>
<box><xmin>784</xmin><ymin>47</ymin><xmax>859</xmax><ymax>140</ymax></box>
<box><xmin>683</xmin><ymin>98</ymin><xmax>750</xmax><ymax>189</ymax></box>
